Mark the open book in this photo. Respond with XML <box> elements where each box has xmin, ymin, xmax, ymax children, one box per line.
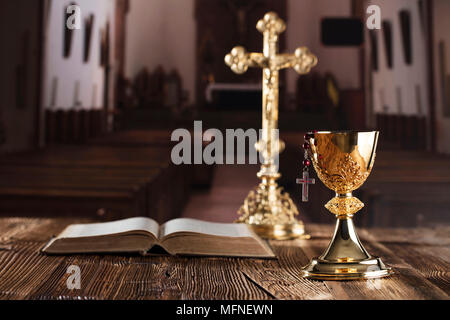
<box><xmin>42</xmin><ymin>217</ymin><xmax>275</xmax><ymax>258</ymax></box>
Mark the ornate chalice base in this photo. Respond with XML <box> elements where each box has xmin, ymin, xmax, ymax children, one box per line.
<box><xmin>301</xmin><ymin>131</ymin><xmax>393</xmax><ymax>280</ymax></box>
<box><xmin>301</xmin><ymin>202</ymin><xmax>392</xmax><ymax>280</ymax></box>
<box><xmin>237</xmin><ymin>174</ymin><xmax>310</xmax><ymax>240</ymax></box>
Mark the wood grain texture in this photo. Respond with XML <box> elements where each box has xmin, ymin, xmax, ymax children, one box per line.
<box><xmin>0</xmin><ymin>218</ymin><xmax>448</xmax><ymax>300</ymax></box>
<box><xmin>239</xmin><ymin>240</ymin><xmax>335</xmax><ymax>300</ymax></box>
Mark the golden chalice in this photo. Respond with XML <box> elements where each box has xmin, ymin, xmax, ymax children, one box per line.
<box><xmin>301</xmin><ymin>131</ymin><xmax>393</xmax><ymax>280</ymax></box>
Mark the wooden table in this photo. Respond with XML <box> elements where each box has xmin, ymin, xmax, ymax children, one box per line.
<box><xmin>0</xmin><ymin>218</ymin><xmax>448</xmax><ymax>300</ymax></box>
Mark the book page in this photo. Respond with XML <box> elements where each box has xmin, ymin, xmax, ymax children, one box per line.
<box><xmin>57</xmin><ymin>217</ymin><xmax>159</xmax><ymax>239</ymax></box>
<box><xmin>160</xmin><ymin>218</ymin><xmax>255</xmax><ymax>239</ymax></box>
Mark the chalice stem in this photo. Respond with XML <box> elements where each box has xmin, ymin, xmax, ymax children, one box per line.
<box><xmin>320</xmin><ymin>196</ymin><xmax>371</xmax><ymax>262</ymax></box>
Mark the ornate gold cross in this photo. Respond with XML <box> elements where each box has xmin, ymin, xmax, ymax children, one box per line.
<box><xmin>225</xmin><ymin>12</ymin><xmax>318</xmax><ymax>240</ymax></box>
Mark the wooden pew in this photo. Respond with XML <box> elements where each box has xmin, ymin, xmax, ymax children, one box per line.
<box><xmin>89</xmin><ymin>130</ymin><xmax>215</xmax><ymax>188</ymax></box>
<box><xmin>0</xmin><ymin>166</ymin><xmax>171</xmax><ymax>222</ymax></box>
<box><xmin>0</xmin><ymin>145</ymin><xmax>185</xmax><ymax>222</ymax></box>
<box><xmin>361</xmin><ymin>150</ymin><xmax>450</xmax><ymax>227</ymax></box>
<box><xmin>0</xmin><ymin>168</ymin><xmax>143</xmax><ymax>219</ymax></box>
<box><xmin>45</xmin><ymin>109</ymin><xmax>107</xmax><ymax>145</ymax></box>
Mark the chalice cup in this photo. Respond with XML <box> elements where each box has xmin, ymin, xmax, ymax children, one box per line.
<box><xmin>301</xmin><ymin>131</ymin><xmax>393</xmax><ymax>280</ymax></box>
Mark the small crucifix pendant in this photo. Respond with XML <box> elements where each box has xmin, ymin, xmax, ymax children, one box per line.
<box><xmin>296</xmin><ymin>170</ymin><xmax>315</xmax><ymax>202</ymax></box>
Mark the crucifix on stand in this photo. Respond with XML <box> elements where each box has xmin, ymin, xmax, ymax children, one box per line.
<box><xmin>225</xmin><ymin>12</ymin><xmax>318</xmax><ymax>240</ymax></box>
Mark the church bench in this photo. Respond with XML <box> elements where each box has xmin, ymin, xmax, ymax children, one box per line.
<box><xmin>0</xmin><ymin>146</ymin><xmax>172</xmax><ymax>167</ymax></box>
<box><xmin>45</xmin><ymin>109</ymin><xmax>107</xmax><ymax>144</ymax></box>
<box><xmin>0</xmin><ymin>146</ymin><xmax>187</xmax><ymax>222</ymax></box>
<box><xmin>0</xmin><ymin>166</ymin><xmax>177</xmax><ymax>223</ymax></box>
<box><xmin>0</xmin><ymin>187</ymin><xmax>142</xmax><ymax>221</ymax></box>
<box><xmin>360</xmin><ymin>150</ymin><xmax>450</xmax><ymax>228</ymax></box>
<box><xmin>88</xmin><ymin>129</ymin><xmax>178</xmax><ymax>147</ymax></box>
<box><xmin>0</xmin><ymin>166</ymin><xmax>174</xmax><ymax>222</ymax></box>
<box><xmin>362</xmin><ymin>181</ymin><xmax>450</xmax><ymax>228</ymax></box>
<box><xmin>88</xmin><ymin>130</ymin><xmax>215</xmax><ymax>188</ymax></box>
<box><xmin>0</xmin><ymin>168</ymin><xmax>155</xmax><ymax>220</ymax></box>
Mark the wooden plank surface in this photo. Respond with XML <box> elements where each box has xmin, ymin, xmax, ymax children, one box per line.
<box><xmin>0</xmin><ymin>218</ymin><xmax>447</xmax><ymax>300</ymax></box>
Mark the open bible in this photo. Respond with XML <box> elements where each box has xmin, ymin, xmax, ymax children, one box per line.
<box><xmin>42</xmin><ymin>217</ymin><xmax>275</xmax><ymax>258</ymax></box>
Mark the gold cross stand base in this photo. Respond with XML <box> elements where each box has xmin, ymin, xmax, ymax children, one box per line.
<box><xmin>236</xmin><ymin>168</ymin><xmax>310</xmax><ymax>241</ymax></box>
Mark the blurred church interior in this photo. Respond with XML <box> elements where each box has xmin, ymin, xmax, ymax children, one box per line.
<box><xmin>0</xmin><ymin>0</ymin><xmax>449</xmax><ymax>228</ymax></box>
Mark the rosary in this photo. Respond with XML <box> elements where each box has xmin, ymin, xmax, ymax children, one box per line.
<box><xmin>296</xmin><ymin>132</ymin><xmax>316</xmax><ymax>202</ymax></box>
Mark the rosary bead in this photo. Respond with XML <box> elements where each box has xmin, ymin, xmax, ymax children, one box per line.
<box><xmin>303</xmin><ymin>159</ymin><xmax>311</xmax><ymax>167</ymax></box>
